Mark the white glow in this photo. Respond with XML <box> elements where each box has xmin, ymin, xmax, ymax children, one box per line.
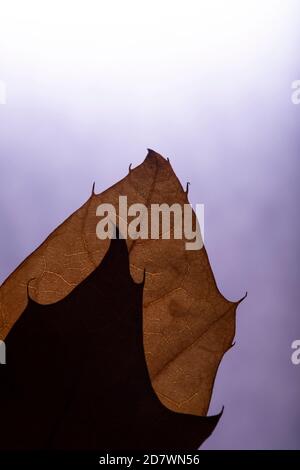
<box><xmin>0</xmin><ymin>0</ymin><xmax>294</xmax><ymax>70</ymax></box>
<box><xmin>0</xmin><ymin>0</ymin><xmax>297</xmax><ymax>114</ymax></box>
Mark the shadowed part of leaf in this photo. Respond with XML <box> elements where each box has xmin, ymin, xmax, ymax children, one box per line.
<box><xmin>0</xmin><ymin>232</ymin><xmax>221</xmax><ymax>450</ymax></box>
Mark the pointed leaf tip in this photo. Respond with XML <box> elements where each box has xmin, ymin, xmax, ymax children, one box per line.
<box><xmin>145</xmin><ymin>148</ymin><xmax>168</xmax><ymax>165</ymax></box>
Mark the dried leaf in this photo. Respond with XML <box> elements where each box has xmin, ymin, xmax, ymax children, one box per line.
<box><xmin>0</xmin><ymin>234</ymin><xmax>221</xmax><ymax>449</ymax></box>
<box><xmin>0</xmin><ymin>149</ymin><xmax>244</xmax><ymax>417</ymax></box>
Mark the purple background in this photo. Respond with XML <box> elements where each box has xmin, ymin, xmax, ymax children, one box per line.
<box><xmin>0</xmin><ymin>1</ymin><xmax>299</xmax><ymax>449</ymax></box>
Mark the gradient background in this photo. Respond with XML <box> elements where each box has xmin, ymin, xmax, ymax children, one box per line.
<box><xmin>0</xmin><ymin>0</ymin><xmax>299</xmax><ymax>449</ymax></box>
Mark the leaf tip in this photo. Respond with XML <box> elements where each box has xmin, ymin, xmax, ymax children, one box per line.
<box><xmin>145</xmin><ymin>148</ymin><xmax>169</xmax><ymax>166</ymax></box>
<box><xmin>237</xmin><ymin>291</ymin><xmax>248</xmax><ymax>305</ymax></box>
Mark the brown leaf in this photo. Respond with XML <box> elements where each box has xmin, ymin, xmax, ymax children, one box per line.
<box><xmin>0</xmin><ymin>149</ymin><xmax>243</xmax><ymax>416</ymax></box>
<box><xmin>0</xmin><ymin>232</ymin><xmax>221</xmax><ymax>450</ymax></box>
